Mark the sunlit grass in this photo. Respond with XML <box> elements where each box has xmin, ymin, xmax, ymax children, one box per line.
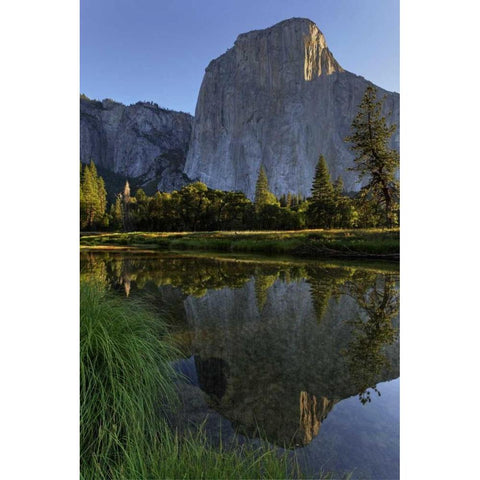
<box><xmin>81</xmin><ymin>228</ymin><xmax>399</xmax><ymax>240</ymax></box>
<box><xmin>81</xmin><ymin>229</ymin><xmax>399</xmax><ymax>258</ymax></box>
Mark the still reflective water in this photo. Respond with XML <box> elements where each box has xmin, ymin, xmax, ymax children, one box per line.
<box><xmin>81</xmin><ymin>250</ymin><xmax>399</xmax><ymax>479</ymax></box>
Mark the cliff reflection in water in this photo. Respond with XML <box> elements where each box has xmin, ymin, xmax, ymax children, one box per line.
<box><xmin>80</xmin><ymin>251</ymin><xmax>399</xmax><ymax>447</ymax></box>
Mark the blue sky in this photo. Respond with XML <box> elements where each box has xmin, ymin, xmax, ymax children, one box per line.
<box><xmin>81</xmin><ymin>0</ymin><xmax>399</xmax><ymax>114</ymax></box>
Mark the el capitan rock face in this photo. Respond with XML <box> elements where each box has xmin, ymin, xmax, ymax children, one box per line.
<box><xmin>80</xmin><ymin>97</ymin><xmax>193</xmax><ymax>192</ymax></box>
<box><xmin>80</xmin><ymin>18</ymin><xmax>399</xmax><ymax>199</ymax></box>
<box><xmin>185</xmin><ymin>18</ymin><xmax>399</xmax><ymax>198</ymax></box>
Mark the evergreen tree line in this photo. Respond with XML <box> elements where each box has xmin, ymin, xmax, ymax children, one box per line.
<box><xmin>80</xmin><ymin>85</ymin><xmax>399</xmax><ymax>232</ymax></box>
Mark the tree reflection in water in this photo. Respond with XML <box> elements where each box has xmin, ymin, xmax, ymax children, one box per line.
<box><xmin>80</xmin><ymin>251</ymin><xmax>400</xmax><ymax>446</ymax></box>
<box><xmin>342</xmin><ymin>273</ymin><xmax>399</xmax><ymax>404</ymax></box>
<box><xmin>306</xmin><ymin>265</ymin><xmax>354</xmax><ymax>323</ymax></box>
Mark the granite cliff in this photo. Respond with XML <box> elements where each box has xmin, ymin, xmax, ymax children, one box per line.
<box><xmin>80</xmin><ymin>96</ymin><xmax>193</xmax><ymax>192</ymax></box>
<box><xmin>185</xmin><ymin>18</ymin><xmax>399</xmax><ymax>198</ymax></box>
<box><xmin>80</xmin><ymin>17</ymin><xmax>399</xmax><ymax>199</ymax></box>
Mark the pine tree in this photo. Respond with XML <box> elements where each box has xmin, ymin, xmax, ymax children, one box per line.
<box><xmin>80</xmin><ymin>163</ymin><xmax>86</xmax><ymax>226</ymax></box>
<box><xmin>109</xmin><ymin>194</ymin><xmax>123</xmax><ymax>231</ymax></box>
<box><xmin>331</xmin><ymin>175</ymin><xmax>356</xmax><ymax>228</ymax></box>
<box><xmin>254</xmin><ymin>166</ymin><xmax>269</xmax><ymax>210</ymax></box>
<box><xmin>254</xmin><ymin>166</ymin><xmax>278</xmax><ymax>213</ymax></box>
<box><xmin>307</xmin><ymin>155</ymin><xmax>336</xmax><ymax>228</ymax></box>
<box><xmin>135</xmin><ymin>188</ymin><xmax>147</xmax><ymax>203</ymax></box>
<box><xmin>333</xmin><ymin>176</ymin><xmax>344</xmax><ymax>197</ymax></box>
<box><xmin>346</xmin><ymin>85</ymin><xmax>399</xmax><ymax>227</ymax></box>
<box><xmin>96</xmin><ymin>175</ymin><xmax>107</xmax><ymax>224</ymax></box>
<box><xmin>80</xmin><ymin>162</ymin><xmax>96</xmax><ymax>228</ymax></box>
<box><xmin>286</xmin><ymin>192</ymin><xmax>293</xmax><ymax>209</ymax></box>
<box><xmin>80</xmin><ymin>161</ymin><xmax>107</xmax><ymax>230</ymax></box>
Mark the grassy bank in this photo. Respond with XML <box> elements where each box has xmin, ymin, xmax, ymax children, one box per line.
<box><xmin>81</xmin><ymin>281</ymin><xmax>341</xmax><ymax>479</ymax></box>
<box><xmin>81</xmin><ymin>228</ymin><xmax>399</xmax><ymax>259</ymax></box>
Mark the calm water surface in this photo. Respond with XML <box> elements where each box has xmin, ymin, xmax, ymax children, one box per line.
<box><xmin>81</xmin><ymin>251</ymin><xmax>399</xmax><ymax>479</ymax></box>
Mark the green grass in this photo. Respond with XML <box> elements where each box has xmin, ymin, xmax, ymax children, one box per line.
<box><xmin>81</xmin><ymin>228</ymin><xmax>399</xmax><ymax>259</ymax></box>
<box><xmin>80</xmin><ymin>281</ymin><xmax>341</xmax><ymax>479</ymax></box>
<box><xmin>80</xmin><ymin>280</ymin><xmax>179</xmax><ymax>478</ymax></box>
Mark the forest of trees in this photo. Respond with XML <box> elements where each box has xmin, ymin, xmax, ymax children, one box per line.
<box><xmin>80</xmin><ymin>86</ymin><xmax>399</xmax><ymax>232</ymax></box>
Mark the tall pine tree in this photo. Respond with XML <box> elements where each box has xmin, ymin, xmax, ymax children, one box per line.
<box><xmin>346</xmin><ymin>85</ymin><xmax>399</xmax><ymax>227</ymax></box>
<box><xmin>307</xmin><ymin>155</ymin><xmax>336</xmax><ymax>228</ymax></box>
<box><xmin>80</xmin><ymin>161</ymin><xmax>107</xmax><ymax>230</ymax></box>
<box><xmin>254</xmin><ymin>166</ymin><xmax>278</xmax><ymax>212</ymax></box>
<box><xmin>109</xmin><ymin>194</ymin><xmax>124</xmax><ymax>231</ymax></box>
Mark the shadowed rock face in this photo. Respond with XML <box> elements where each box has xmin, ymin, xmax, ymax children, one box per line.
<box><xmin>185</xmin><ymin>17</ymin><xmax>399</xmax><ymax>198</ymax></box>
<box><xmin>80</xmin><ymin>97</ymin><xmax>193</xmax><ymax>191</ymax></box>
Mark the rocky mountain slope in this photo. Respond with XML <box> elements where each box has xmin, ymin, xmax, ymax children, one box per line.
<box><xmin>80</xmin><ymin>96</ymin><xmax>193</xmax><ymax>192</ymax></box>
<box><xmin>80</xmin><ymin>17</ymin><xmax>399</xmax><ymax>199</ymax></box>
<box><xmin>185</xmin><ymin>18</ymin><xmax>399</xmax><ymax>198</ymax></box>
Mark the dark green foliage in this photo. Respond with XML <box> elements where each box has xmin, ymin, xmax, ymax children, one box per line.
<box><xmin>108</xmin><ymin>194</ymin><xmax>123</xmax><ymax>231</ymax></box>
<box><xmin>346</xmin><ymin>85</ymin><xmax>399</xmax><ymax>227</ymax></box>
<box><xmin>342</xmin><ymin>273</ymin><xmax>399</xmax><ymax>404</ymax></box>
<box><xmin>253</xmin><ymin>167</ymin><xmax>302</xmax><ymax>230</ymax></box>
<box><xmin>254</xmin><ymin>166</ymin><xmax>279</xmax><ymax>213</ymax></box>
<box><xmin>305</xmin><ymin>156</ymin><xmax>357</xmax><ymax>229</ymax></box>
<box><xmin>307</xmin><ymin>155</ymin><xmax>337</xmax><ymax>228</ymax></box>
<box><xmin>307</xmin><ymin>266</ymin><xmax>353</xmax><ymax>323</ymax></box>
<box><xmin>79</xmin><ymin>156</ymin><xmax>394</xmax><ymax>232</ymax></box>
<box><xmin>127</xmin><ymin>188</ymin><xmax>150</xmax><ymax>230</ymax></box>
<box><xmin>135</xmin><ymin>188</ymin><xmax>147</xmax><ymax>202</ymax></box>
<box><xmin>312</xmin><ymin>155</ymin><xmax>335</xmax><ymax>202</ymax></box>
<box><xmin>217</xmin><ymin>191</ymin><xmax>255</xmax><ymax>230</ymax></box>
<box><xmin>254</xmin><ymin>273</ymin><xmax>278</xmax><ymax>311</ymax></box>
<box><xmin>279</xmin><ymin>193</ymin><xmax>288</xmax><ymax>208</ymax></box>
<box><xmin>331</xmin><ymin>177</ymin><xmax>357</xmax><ymax>228</ymax></box>
<box><xmin>93</xmin><ymin>178</ymin><xmax>308</xmax><ymax>233</ymax></box>
<box><xmin>177</xmin><ymin>181</ymin><xmax>210</xmax><ymax>231</ymax></box>
<box><xmin>351</xmin><ymin>191</ymin><xmax>386</xmax><ymax>228</ymax></box>
<box><xmin>279</xmin><ymin>192</ymin><xmax>304</xmax><ymax>209</ymax></box>
<box><xmin>256</xmin><ymin>203</ymin><xmax>304</xmax><ymax>230</ymax></box>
